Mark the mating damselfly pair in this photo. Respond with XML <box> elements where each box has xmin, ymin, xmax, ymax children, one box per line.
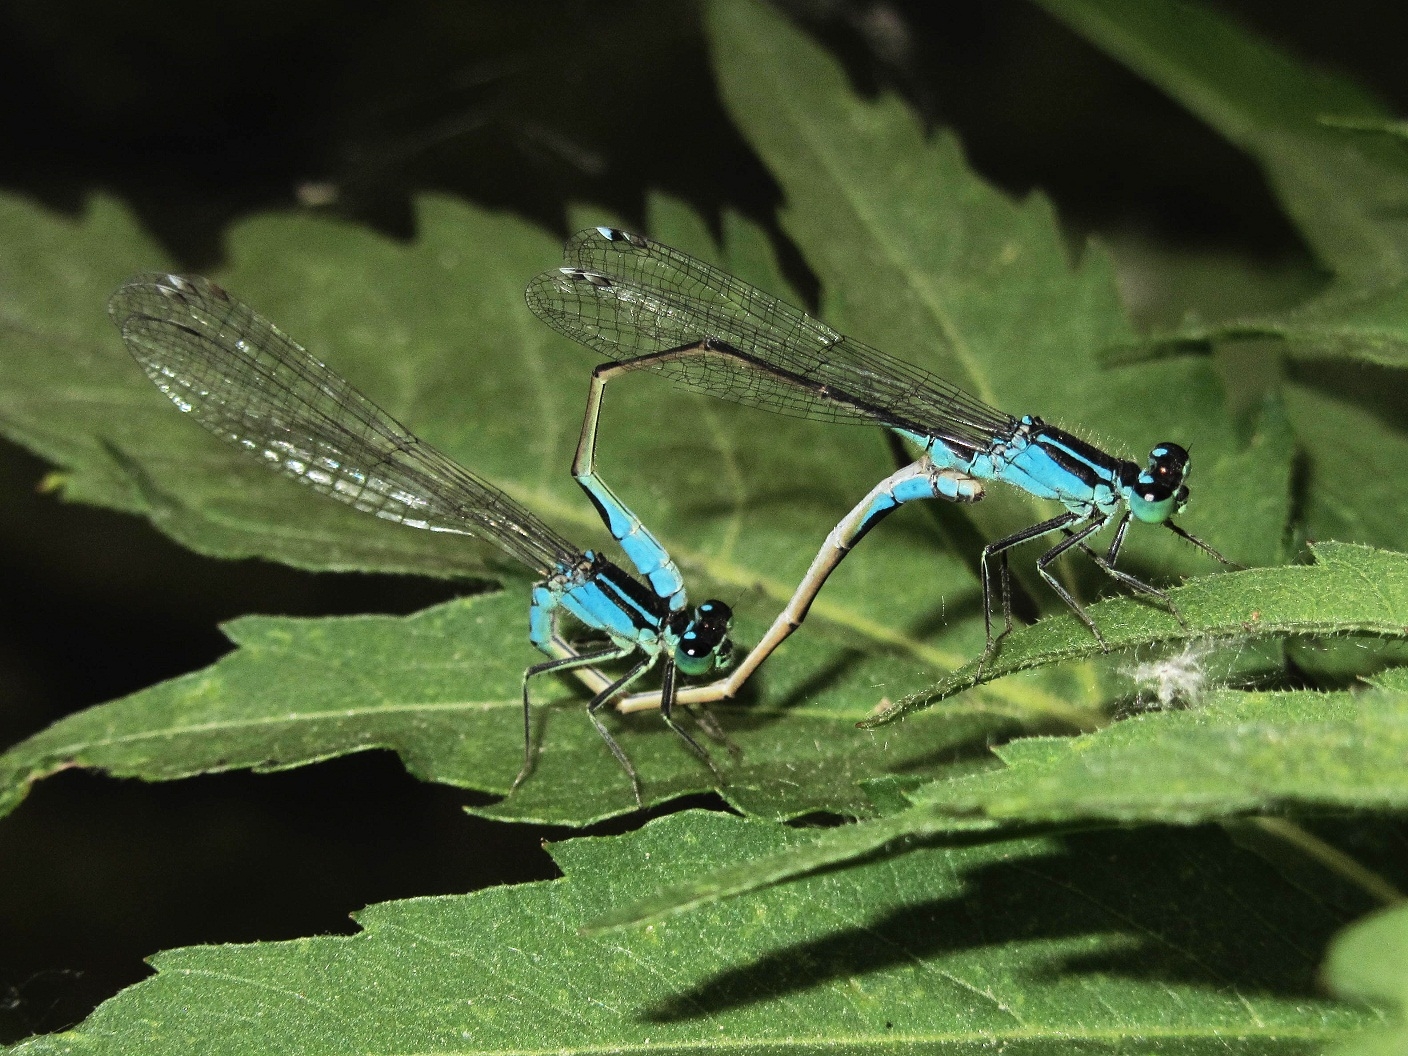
<box><xmin>108</xmin><ymin>227</ymin><xmax>1230</xmax><ymax>805</ymax></box>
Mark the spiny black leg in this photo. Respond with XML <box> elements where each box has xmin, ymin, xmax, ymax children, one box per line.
<box><xmin>515</xmin><ymin>644</ymin><xmax>632</xmax><ymax>794</ymax></box>
<box><xmin>1068</xmin><ymin>509</ymin><xmax>1126</xmax><ymax>566</ymax></box>
<box><xmin>1105</xmin><ymin>510</ymin><xmax>1131</xmax><ymax>564</ymax></box>
<box><xmin>972</xmin><ymin>549</ymin><xmax>1017</xmax><ymax>682</ymax></box>
<box><xmin>1088</xmin><ymin>555</ymin><xmax>1187</xmax><ymax>628</ymax></box>
<box><xmin>1166</xmin><ymin>521</ymin><xmax>1242</xmax><ymax>569</ymax></box>
<box><xmin>586</xmin><ymin>655</ymin><xmax>658</xmax><ymax>808</ymax></box>
<box><xmin>1071</xmin><ymin>510</ymin><xmax>1187</xmax><ymax>627</ymax></box>
<box><xmin>975</xmin><ymin>512</ymin><xmax>1081</xmax><ymax>681</ymax></box>
<box><xmin>658</xmin><ymin>662</ymin><xmax>724</xmax><ymax>783</ymax></box>
<box><xmin>1035</xmin><ymin>517</ymin><xmax>1111</xmax><ymax>650</ymax></box>
<box><xmin>997</xmin><ymin>550</ymin><xmax>1014</xmax><ymax>637</ymax></box>
<box><xmin>1090</xmin><ymin>553</ymin><xmax>1179</xmax><ymax>604</ymax></box>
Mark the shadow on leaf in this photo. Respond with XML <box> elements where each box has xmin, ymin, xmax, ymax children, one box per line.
<box><xmin>642</xmin><ymin>825</ymin><xmax>1368</xmax><ymax>1023</ymax></box>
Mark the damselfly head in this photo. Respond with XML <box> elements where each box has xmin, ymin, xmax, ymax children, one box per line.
<box><xmin>1125</xmin><ymin>442</ymin><xmax>1191</xmax><ymax>523</ymax></box>
<box><xmin>672</xmin><ymin>599</ymin><xmax>734</xmax><ymax>676</ymax></box>
<box><xmin>1145</xmin><ymin>443</ymin><xmax>1190</xmax><ymax>488</ymax></box>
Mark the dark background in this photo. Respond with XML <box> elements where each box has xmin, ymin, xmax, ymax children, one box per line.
<box><xmin>1</xmin><ymin>0</ymin><xmax>1404</xmax><ymax>1041</ymax></box>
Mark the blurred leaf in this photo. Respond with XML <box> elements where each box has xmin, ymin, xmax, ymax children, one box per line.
<box><xmin>1037</xmin><ymin>0</ymin><xmax>1408</xmax><ymax>476</ymax></box>
<box><xmin>594</xmin><ymin>669</ymin><xmax>1408</xmax><ymax>929</ymax></box>
<box><xmin>1324</xmin><ymin>902</ymin><xmax>1408</xmax><ymax>1056</ymax></box>
<box><xmin>1037</xmin><ymin>0</ymin><xmax>1408</xmax><ymax>285</ymax></box>
<box><xmin>1118</xmin><ymin>278</ymin><xmax>1408</xmax><ymax>368</ymax></box>
<box><xmin>1107</xmin><ymin>234</ymin><xmax>1326</xmax><ymax>335</ymax></box>
<box><xmin>877</xmin><ymin>542</ymin><xmax>1408</xmax><ymax>721</ymax></box>
<box><xmin>9</xmin><ymin>811</ymin><xmax>1381</xmax><ymax>1054</ymax></box>
<box><xmin>1286</xmin><ymin>383</ymin><xmax>1408</xmax><ymax>553</ymax></box>
<box><xmin>1319</xmin><ymin>116</ymin><xmax>1408</xmax><ymax>143</ymax></box>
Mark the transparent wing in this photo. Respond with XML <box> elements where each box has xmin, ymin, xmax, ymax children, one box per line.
<box><xmin>525</xmin><ymin>227</ymin><xmax>1018</xmax><ymax>451</ymax></box>
<box><xmin>110</xmin><ymin>273</ymin><xmax>577</xmax><ymax>577</ymax></box>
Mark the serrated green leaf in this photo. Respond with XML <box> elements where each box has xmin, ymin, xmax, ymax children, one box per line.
<box><xmin>1117</xmin><ymin>278</ymin><xmax>1408</xmax><ymax>369</ymax></box>
<box><xmin>707</xmin><ymin>0</ymin><xmax>1285</xmax><ymax>627</ymax></box>
<box><xmin>0</xmin><ymin>589</ymin><xmax>1030</xmax><ymax>826</ymax></box>
<box><xmin>1037</xmin><ymin>0</ymin><xmax>1408</xmax><ymax>285</ymax></box>
<box><xmin>0</xmin><ymin>186</ymin><xmax>1059</xmax><ymax>823</ymax></box>
<box><xmin>908</xmin><ymin>672</ymin><xmax>1408</xmax><ymax>823</ymax></box>
<box><xmin>1323</xmin><ymin>903</ymin><xmax>1408</xmax><ymax>1056</ymax></box>
<box><xmin>0</xmin><ymin>0</ymin><xmax>1303</xmax><ymax>826</ymax></box>
<box><xmin>705</xmin><ymin>0</ymin><xmax>1298</xmax><ymax>766</ymax></box>
<box><xmin>8</xmin><ymin>811</ymin><xmax>1381</xmax><ymax>1054</ymax></box>
<box><xmin>876</xmin><ymin>542</ymin><xmax>1408</xmax><ymax>721</ymax></box>
<box><xmin>0</xmin><ymin>194</ymin><xmax>577</xmax><ymax>579</ymax></box>
<box><xmin>592</xmin><ymin>670</ymin><xmax>1408</xmax><ymax>930</ymax></box>
<box><xmin>1107</xmin><ymin>237</ymin><xmax>1326</xmax><ymax>339</ymax></box>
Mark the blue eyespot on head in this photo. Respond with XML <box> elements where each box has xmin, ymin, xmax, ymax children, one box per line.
<box><xmin>1146</xmin><ymin>442</ymin><xmax>1190</xmax><ymax>488</ymax></box>
<box><xmin>1127</xmin><ymin>443</ymin><xmax>1190</xmax><ymax>523</ymax></box>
